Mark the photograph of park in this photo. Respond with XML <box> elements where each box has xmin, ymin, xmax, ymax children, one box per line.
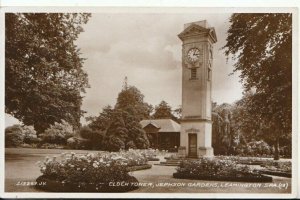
<box><xmin>4</xmin><ymin>8</ymin><xmax>294</xmax><ymax>197</ymax></box>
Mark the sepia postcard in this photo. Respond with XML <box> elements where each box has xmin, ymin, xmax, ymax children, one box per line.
<box><xmin>0</xmin><ymin>3</ymin><xmax>299</xmax><ymax>199</ymax></box>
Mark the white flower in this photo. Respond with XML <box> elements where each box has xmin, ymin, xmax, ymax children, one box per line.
<box><xmin>82</xmin><ymin>168</ymin><xmax>86</xmax><ymax>171</ymax></box>
<box><xmin>93</xmin><ymin>163</ymin><xmax>98</xmax><ymax>168</ymax></box>
<box><xmin>77</xmin><ymin>168</ymin><xmax>80</xmax><ymax>171</ymax></box>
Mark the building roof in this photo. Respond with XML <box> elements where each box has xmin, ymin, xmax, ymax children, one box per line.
<box><xmin>140</xmin><ymin>119</ymin><xmax>180</xmax><ymax>133</ymax></box>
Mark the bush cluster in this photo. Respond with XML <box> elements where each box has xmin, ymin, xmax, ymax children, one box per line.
<box><xmin>36</xmin><ymin>150</ymin><xmax>150</xmax><ymax>187</ymax></box>
<box><xmin>235</xmin><ymin>140</ymin><xmax>272</xmax><ymax>157</ymax></box>
<box><xmin>5</xmin><ymin>124</ymin><xmax>39</xmax><ymax>147</ymax></box>
<box><xmin>176</xmin><ymin>157</ymin><xmax>261</xmax><ymax>178</ymax></box>
<box><xmin>39</xmin><ymin>120</ymin><xmax>74</xmax><ymax>145</ymax></box>
<box><xmin>261</xmin><ymin>160</ymin><xmax>291</xmax><ymax>173</ymax></box>
<box><xmin>5</xmin><ymin>121</ymin><xmax>75</xmax><ymax>149</ymax></box>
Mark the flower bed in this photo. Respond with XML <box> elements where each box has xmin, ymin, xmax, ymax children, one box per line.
<box><xmin>260</xmin><ymin>160</ymin><xmax>291</xmax><ymax>178</ymax></box>
<box><xmin>127</xmin><ymin>164</ymin><xmax>152</xmax><ymax>171</ymax></box>
<box><xmin>35</xmin><ymin>151</ymin><xmax>151</xmax><ymax>192</ymax></box>
<box><xmin>136</xmin><ymin>149</ymin><xmax>159</xmax><ymax>161</ymax></box>
<box><xmin>174</xmin><ymin>158</ymin><xmax>272</xmax><ymax>182</ymax></box>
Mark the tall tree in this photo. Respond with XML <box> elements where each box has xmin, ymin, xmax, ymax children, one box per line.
<box><xmin>152</xmin><ymin>100</ymin><xmax>177</xmax><ymax>121</ymax></box>
<box><xmin>86</xmin><ymin>85</ymin><xmax>150</xmax><ymax>151</ymax></box>
<box><xmin>223</xmin><ymin>14</ymin><xmax>292</xmax><ymax>159</ymax></box>
<box><xmin>86</xmin><ymin>105</ymin><xmax>114</xmax><ymax>131</ymax></box>
<box><xmin>115</xmin><ymin>86</ymin><xmax>152</xmax><ymax>120</ymax></box>
<box><xmin>5</xmin><ymin>13</ymin><xmax>91</xmax><ymax>133</ymax></box>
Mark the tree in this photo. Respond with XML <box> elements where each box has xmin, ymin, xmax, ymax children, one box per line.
<box><xmin>5</xmin><ymin>13</ymin><xmax>91</xmax><ymax>134</ymax></box>
<box><xmin>152</xmin><ymin>100</ymin><xmax>177</xmax><ymax>121</ymax></box>
<box><xmin>122</xmin><ymin>110</ymin><xmax>150</xmax><ymax>149</ymax></box>
<box><xmin>115</xmin><ymin>86</ymin><xmax>152</xmax><ymax>121</ymax></box>
<box><xmin>86</xmin><ymin>85</ymin><xmax>150</xmax><ymax>151</ymax></box>
<box><xmin>86</xmin><ymin>105</ymin><xmax>114</xmax><ymax>131</ymax></box>
<box><xmin>223</xmin><ymin>13</ymin><xmax>292</xmax><ymax>160</ymax></box>
<box><xmin>79</xmin><ymin>126</ymin><xmax>105</xmax><ymax>150</ymax></box>
<box><xmin>212</xmin><ymin>103</ymin><xmax>235</xmax><ymax>155</ymax></box>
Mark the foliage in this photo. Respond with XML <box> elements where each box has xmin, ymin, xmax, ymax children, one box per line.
<box><xmin>235</xmin><ymin>140</ymin><xmax>272</xmax><ymax>157</ymax></box>
<box><xmin>66</xmin><ymin>137</ymin><xmax>89</xmax><ymax>150</ymax></box>
<box><xmin>5</xmin><ymin>13</ymin><xmax>91</xmax><ymax>134</ymax></box>
<box><xmin>39</xmin><ymin>120</ymin><xmax>74</xmax><ymax>145</ymax></box>
<box><xmin>86</xmin><ymin>85</ymin><xmax>150</xmax><ymax>151</ymax></box>
<box><xmin>223</xmin><ymin>13</ymin><xmax>292</xmax><ymax>160</ymax></box>
<box><xmin>79</xmin><ymin>126</ymin><xmax>105</xmax><ymax>150</ymax></box>
<box><xmin>262</xmin><ymin>160</ymin><xmax>291</xmax><ymax>173</ymax></box>
<box><xmin>37</xmin><ymin>152</ymin><xmax>129</xmax><ymax>185</ymax></box>
<box><xmin>212</xmin><ymin>103</ymin><xmax>235</xmax><ymax>155</ymax></box>
<box><xmin>122</xmin><ymin>110</ymin><xmax>150</xmax><ymax>149</ymax></box>
<box><xmin>176</xmin><ymin>157</ymin><xmax>261</xmax><ymax>178</ymax></box>
<box><xmin>22</xmin><ymin>125</ymin><xmax>40</xmax><ymax>144</ymax></box>
<box><xmin>36</xmin><ymin>150</ymin><xmax>149</xmax><ymax>186</ymax></box>
<box><xmin>115</xmin><ymin>86</ymin><xmax>152</xmax><ymax>121</ymax></box>
<box><xmin>152</xmin><ymin>100</ymin><xmax>177</xmax><ymax>121</ymax></box>
<box><xmin>86</xmin><ymin>105</ymin><xmax>114</xmax><ymax>131</ymax></box>
<box><xmin>5</xmin><ymin>124</ymin><xmax>39</xmax><ymax>147</ymax></box>
<box><xmin>39</xmin><ymin>143</ymin><xmax>65</xmax><ymax>149</ymax></box>
<box><xmin>5</xmin><ymin>125</ymin><xmax>25</xmax><ymax>147</ymax></box>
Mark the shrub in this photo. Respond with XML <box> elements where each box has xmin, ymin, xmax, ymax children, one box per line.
<box><xmin>67</xmin><ymin>137</ymin><xmax>89</xmax><ymax>150</ymax></box>
<box><xmin>39</xmin><ymin>143</ymin><xmax>65</xmax><ymax>149</ymax></box>
<box><xmin>79</xmin><ymin>126</ymin><xmax>105</xmax><ymax>150</ymax></box>
<box><xmin>36</xmin><ymin>151</ymin><xmax>148</xmax><ymax>191</ymax></box>
<box><xmin>262</xmin><ymin>160</ymin><xmax>291</xmax><ymax>173</ymax></box>
<box><xmin>5</xmin><ymin>124</ymin><xmax>41</xmax><ymax>147</ymax></box>
<box><xmin>126</xmin><ymin>141</ymin><xmax>137</xmax><ymax>149</ymax></box>
<box><xmin>235</xmin><ymin>140</ymin><xmax>272</xmax><ymax>157</ymax></box>
<box><xmin>118</xmin><ymin>149</ymin><xmax>148</xmax><ymax>166</ymax></box>
<box><xmin>22</xmin><ymin>126</ymin><xmax>40</xmax><ymax>144</ymax></box>
<box><xmin>5</xmin><ymin>125</ymin><xmax>25</xmax><ymax>147</ymax></box>
<box><xmin>106</xmin><ymin>136</ymin><xmax>125</xmax><ymax>152</ymax></box>
<box><xmin>40</xmin><ymin>120</ymin><xmax>74</xmax><ymax>145</ymax></box>
<box><xmin>37</xmin><ymin>153</ymin><xmax>129</xmax><ymax>183</ymax></box>
<box><xmin>176</xmin><ymin>157</ymin><xmax>261</xmax><ymax>178</ymax></box>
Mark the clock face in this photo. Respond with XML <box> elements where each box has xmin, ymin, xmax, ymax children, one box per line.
<box><xmin>187</xmin><ymin>48</ymin><xmax>201</xmax><ymax>63</ymax></box>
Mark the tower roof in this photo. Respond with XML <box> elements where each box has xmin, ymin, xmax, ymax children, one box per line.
<box><xmin>178</xmin><ymin>21</ymin><xmax>217</xmax><ymax>43</ymax></box>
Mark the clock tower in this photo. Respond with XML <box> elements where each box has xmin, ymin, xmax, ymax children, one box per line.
<box><xmin>178</xmin><ymin>20</ymin><xmax>217</xmax><ymax>157</ymax></box>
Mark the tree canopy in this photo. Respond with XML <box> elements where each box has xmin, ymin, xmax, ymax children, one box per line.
<box><xmin>85</xmin><ymin>85</ymin><xmax>150</xmax><ymax>151</ymax></box>
<box><xmin>152</xmin><ymin>100</ymin><xmax>177</xmax><ymax>121</ymax></box>
<box><xmin>223</xmin><ymin>13</ymin><xmax>292</xmax><ymax>159</ymax></box>
<box><xmin>115</xmin><ymin>86</ymin><xmax>153</xmax><ymax>121</ymax></box>
<box><xmin>5</xmin><ymin>13</ymin><xmax>91</xmax><ymax>133</ymax></box>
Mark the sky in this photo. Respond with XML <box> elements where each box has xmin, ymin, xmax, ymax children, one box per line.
<box><xmin>5</xmin><ymin>11</ymin><xmax>244</xmax><ymax>127</ymax></box>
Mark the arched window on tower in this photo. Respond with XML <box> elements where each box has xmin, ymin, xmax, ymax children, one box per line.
<box><xmin>190</xmin><ymin>68</ymin><xmax>197</xmax><ymax>80</ymax></box>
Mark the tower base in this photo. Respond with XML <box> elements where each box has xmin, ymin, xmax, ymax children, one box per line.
<box><xmin>198</xmin><ymin>147</ymin><xmax>214</xmax><ymax>157</ymax></box>
<box><xmin>179</xmin><ymin>119</ymin><xmax>214</xmax><ymax>158</ymax></box>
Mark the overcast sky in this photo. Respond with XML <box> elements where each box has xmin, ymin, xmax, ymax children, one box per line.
<box><xmin>5</xmin><ymin>12</ymin><xmax>243</xmax><ymax>127</ymax></box>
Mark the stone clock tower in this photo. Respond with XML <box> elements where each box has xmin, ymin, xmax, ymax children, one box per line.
<box><xmin>178</xmin><ymin>20</ymin><xmax>217</xmax><ymax>158</ymax></box>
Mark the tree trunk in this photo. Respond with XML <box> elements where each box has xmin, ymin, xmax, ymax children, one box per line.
<box><xmin>274</xmin><ymin>136</ymin><xmax>280</xmax><ymax>160</ymax></box>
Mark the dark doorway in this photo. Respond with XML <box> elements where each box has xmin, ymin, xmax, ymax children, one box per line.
<box><xmin>188</xmin><ymin>133</ymin><xmax>197</xmax><ymax>157</ymax></box>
